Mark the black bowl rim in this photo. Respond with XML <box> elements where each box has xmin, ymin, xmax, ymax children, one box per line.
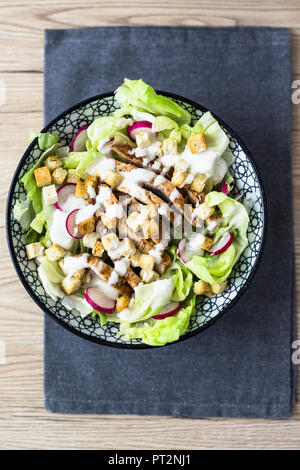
<box><xmin>6</xmin><ymin>90</ymin><xmax>267</xmax><ymax>349</ymax></box>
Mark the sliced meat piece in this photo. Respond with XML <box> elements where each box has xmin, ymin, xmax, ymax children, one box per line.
<box><xmin>112</xmin><ymin>144</ymin><xmax>173</xmax><ymax>179</ymax></box>
<box><xmin>124</xmin><ymin>268</ymin><xmax>143</xmax><ymax>289</ymax></box>
<box><xmin>88</xmin><ymin>255</ymin><xmax>132</xmax><ymax>296</ymax></box>
<box><xmin>126</xmin><ymin>228</ymin><xmax>171</xmax><ymax>274</ymax></box>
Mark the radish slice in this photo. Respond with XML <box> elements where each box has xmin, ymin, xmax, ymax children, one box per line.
<box><xmin>55</xmin><ymin>183</ymin><xmax>76</xmax><ymax>211</ymax></box>
<box><xmin>85</xmin><ymin>287</ymin><xmax>116</xmax><ymax>314</ymax></box>
<box><xmin>152</xmin><ymin>301</ymin><xmax>181</xmax><ymax>320</ymax></box>
<box><xmin>177</xmin><ymin>238</ymin><xmax>202</xmax><ymax>264</ymax></box>
<box><xmin>70</xmin><ymin>125</ymin><xmax>88</xmax><ymax>152</ymax></box>
<box><xmin>127</xmin><ymin>120</ymin><xmax>157</xmax><ymax>140</ymax></box>
<box><xmin>65</xmin><ymin>209</ymin><xmax>83</xmax><ymax>239</ymax></box>
<box><xmin>208</xmin><ymin>232</ymin><xmax>234</xmax><ymax>256</ymax></box>
<box><xmin>221</xmin><ymin>183</ymin><xmax>228</xmax><ymax>195</ymax></box>
<box><xmin>98</xmin><ymin>137</ymin><xmax>113</xmax><ymax>152</ymax></box>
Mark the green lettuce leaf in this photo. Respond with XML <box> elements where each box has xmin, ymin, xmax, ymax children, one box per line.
<box><xmin>61</xmin><ymin>293</ymin><xmax>93</xmax><ymax>318</ymax></box>
<box><xmin>13</xmin><ymin>197</ymin><xmax>35</xmax><ymax>229</ymax></box>
<box><xmin>37</xmin><ymin>258</ymin><xmax>65</xmax><ymax>301</ymax></box>
<box><xmin>119</xmin><ymin>279</ymin><xmax>174</xmax><ymax>323</ymax></box>
<box><xmin>87</xmin><ymin>115</ymin><xmax>132</xmax><ymax>148</ymax></box>
<box><xmin>180</xmin><ymin>111</ymin><xmax>229</xmax><ymax>155</ymax></box>
<box><xmin>38</xmin><ymin>133</ymin><xmax>59</xmax><ymax>150</ymax></box>
<box><xmin>115</xmin><ymin>78</ymin><xmax>191</xmax><ymax>126</ymax></box>
<box><xmin>30</xmin><ymin>211</ymin><xmax>46</xmax><ymax>233</ymax></box>
<box><xmin>186</xmin><ymin>192</ymin><xmax>249</xmax><ymax>285</ymax></box>
<box><xmin>91</xmin><ymin>310</ymin><xmax>108</xmax><ymax>327</ymax></box>
<box><xmin>162</xmin><ymin>262</ymin><xmax>193</xmax><ymax>301</ymax></box>
<box><xmin>119</xmin><ymin>293</ymin><xmax>196</xmax><ymax>347</ymax></box>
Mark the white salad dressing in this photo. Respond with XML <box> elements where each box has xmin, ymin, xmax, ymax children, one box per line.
<box><xmin>153</xmin><ymin>175</ymin><xmax>166</xmax><ymax>186</ymax></box>
<box><xmin>118</xmin><ymin>167</ymin><xmax>155</xmax><ymax>198</ymax></box>
<box><xmin>108</xmin><ymin>270</ymin><xmax>119</xmax><ymax>285</ymax></box>
<box><xmin>170</xmin><ymin>188</ymin><xmax>180</xmax><ymax>202</ymax></box>
<box><xmin>86</xmin><ymin>155</ymin><xmax>116</xmax><ymax>178</ymax></box>
<box><xmin>49</xmin><ymin>210</ymin><xmax>74</xmax><ymax>250</ymax></box>
<box><xmin>148</xmin><ymin>242</ymin><xmax>166</xmax><ymax>264</ymax></box>
<box><xmin>88</xmin><ymin>273</ymin><xmax>119</xmax><ymax>300</ymax></box>
<box><xmin>114</xmin><ymin>258</ymin><xmax>130</xmax><ymax>276</ymax></box>
<box><xmin>62</xmin><ymin>253</ymin><xmax>89</xmax><ymax>276</ymax></box>
<box><xmin>133</xmin><ymin>140</ymin><xmax>162</xmax><ymax>162</ymax></box>
<box><xmin>87</xmin><ymin>185</ymin><xmax>96</xmax><ymax>199</ymax></box>
<box><xmin>105</xmin><ymin>203</ymin><xmax>124</xmax><ymax>219</ymax></box>
<box><xmin>75</xmin><ymin>185</ymin><xmax>113</xmax><ymax>225</ymax></box>
<box><xmin>159</xmin><ymin>145</ymin><xmax>228</xmax><ymax>185</ymax></box>
<box><xmin>61</xmin><ymin>194</ymin><xmax>86</xmax><ymax>213</ymax></box>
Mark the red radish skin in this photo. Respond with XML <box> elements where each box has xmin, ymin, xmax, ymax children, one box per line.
<box><xmin>55</xmin><ymin>183</ymin><xmax>76</xmax><ymax>211</ymax></box>
<box><xmin>152</xmin><ymin>301</ymin><xmax>181</xmax><ymax>320</ymax></box>
<box><xmin>127</xmin><ymin>120</ymin><xmax>157</xmax><ymax>140</ymax></box>
<box><xmin>85</xmin><ymin>287</ymin><xmax>116</xmax><ymax>314</ymax></box>
<box><xmin>70</xmin><ymin>125</ymin><xmax>88</xmax><ymax>152</ymax></box>
<box><xmin>65</xmin><ymin>209</ymin><xmax>83</xmax><ymax>239</ymax></box>
<box><xmin>221</xmin><ymin>183</ymin><xmax>228</xmax><ymax>195</ymax></box>
<box><xmin>98</xmin><ymin>137</ymin><xmax>113</xmax><ymax>152</ymax></box>
<box><xmin>208</xmin><ymin>232</ymin><xmax>234</xmax><ymax>256</ymax></box>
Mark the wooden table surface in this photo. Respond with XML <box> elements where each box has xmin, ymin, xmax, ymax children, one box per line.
<box><xmin>1</xmin><ymin>0</ymin><xmax>300</xmax><ymax>450</ymax></box>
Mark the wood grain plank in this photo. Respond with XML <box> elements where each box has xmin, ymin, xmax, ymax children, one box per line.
<box><xmin>1</xmin><ymin>0</ymin><xmax>300</xmax><ymax>451</ymax></box>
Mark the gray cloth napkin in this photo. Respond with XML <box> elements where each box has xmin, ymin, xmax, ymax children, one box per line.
<box><xmin>44</xmin><ymin>26</ymin><xmax>296</xmax><ymax>418</ymax></box>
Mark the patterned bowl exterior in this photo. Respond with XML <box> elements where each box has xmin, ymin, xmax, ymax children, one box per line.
<box><xmin>6</xmin><ymin>92</ymin><xmax>266</xmax><ymax>348</ymax></box>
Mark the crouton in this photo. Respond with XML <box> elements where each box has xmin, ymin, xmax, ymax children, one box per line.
<box><xmin>190</xmin><ymin>173</ymin><xmax>207</xmax><ymax>193</ymax></box>
<box><xmin>61</xmin><ymin>275</ymin><xmax>81</xmax><ymax>295</ymax></box>
<box><xmin>140</xmin><ymin>204</ymin><xmax>157</xmax><ymax>220</ymax></box>
<box><xmin>77</xmin><ymin>217</ymin><xmax>95</xmax><ymax>236</ymax></box>
<box><xmin>82</xmin><ymin>232</ymin><xmax>98</xmax><ymax>249</ymax></box>
<box><xmin>201</xmin><ymin>236</ymin><xmax>213</xmax><ymax>251</ymax></box>
<box><xmin>75</xmin><ymin>180</ymin><xmax>88</xmax><ymax>198</ymax></box>
<box><xmin>25</xmin><ymin>242</ymin><xmax>44</xmax><ymax>260</ymax></box>
<box><xmin>194</xmin><ymin>203</ymin><xmax>215</xmax><ymax>221</ymax></box>
<box><xmin>42</xmin><ymin>184</ymin><xmax>58</xmax><ymax>205</ymax></box>
<box><xmin>139</xmin><ymin>254</ymin><xmax>155</xmax><ymax>270</ymax></box>
<box><xmin>135</xmin><ymin>132</ymin><xmax>151</xmax><ymax>148</ymax></box>
<box><xmin>130</xmin><ymin>252</ymin><xmax>141</xmax><ymax>268</ymax></box>
<box><xmin>45</xmin><ymin>244</ymin><xmax>65</xmax><ymax>261</ymax></box>
<box><xmin>67</xmin><ymin>169</ymin><xmax>80</xmax><ymax>184</ymax></box>
<box><xmin>119</xmin><ymin>238</ymin><xmax>136</xmax><ymax>257</ymax></box>
<box><xmin>116</xmin><ymin>295</ymin><xmax>131</xmax><ymax>312</ymax></box>
<box><xmin>92</xmin><ymin>240</ymin><xmax>104</xmax><ymax>258</ymax></box>
<box><xmin>126</xmin><ymin>211</ymin><xmax>142</xmax><ymax>233</ymax></box>
<box><xmin>103</xmin><ymin>170</ymin><xmax>124</xmax><ymax>188</ymax></box>
<box><xmin>162</xmin><ymin>138</ymin><xmax>177</xmax><ymax>155</ymax></box>
<box><xmin>73</xmin><ymin>269</ymin><xmax>86</xmax><ymax>282</ymax></box>
<box><xmin>188</xmin><ymin>133</ymin><xmax>207</xmax><ymax>154</ymax></box>
<box><xmin>140</xmin><ymin>269</ymin><xmax>159</xmax><ymax>283</ymax></box>
<box><xmin>101</xmin><ymin>233</ymin><xmax>119</xmax><ymax>251</ymax></box>
<box><xmin>174</xmin><ymin>158</ymin><xmax>189</xmax><ymax>172</ymax></box>
<box><xmin>84</xmin><ymin>176</ymin><xmax>98</xmax><ymax>194</ymax></box>
<box><xmin>45</xmin><ymin>156</ymin><xmax>62</xmax><ymax>172</ymax></box>
<box><xmin>206</xmin><ymin>214</ymin><xmax>223</xmax><ymax>232</ymax></box>
<box><xmin>101</xmin><ymin>214</ymin><xmax>117</xmax><ymax>230</ymax></box>
<box><xmin>194</xmin><ymin>280</ymin><xmax>212</xmax><ymax>296</ymax></box>
<box><xmin>52</xmin><ymin>167</ymin><xmax>68</xmax><ymax>185</ymax></box>
<box><xmin>142</xmin><ymin>219</ymin><xmax>159</xmax><ymax>240</ymax></box>
<box><xmin>212</xmin><ymin>281</ymin><xmax>228</xmax><ymax>295</ymax></box>
<box><xmin>34</xmin><ymin>166</ymin><xmax>52</xmax><ymax>187</ymax></box>
<box><xmin>171</xmin><ymin>171</ymin><xmax>187</xmax><ymax>187</ymax></box>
